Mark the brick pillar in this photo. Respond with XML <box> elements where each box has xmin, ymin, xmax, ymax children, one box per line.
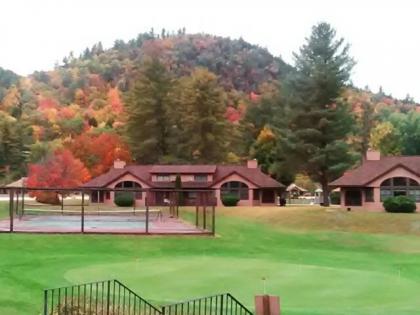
<box><xmin>255</xmin><ymin>295</ymin><xmax>280</xmax><ymax>315</ymax></box>
<box><xmin>249</xmin><ymin>188</ymin><xmax>254</xmax><ymax>206</ymax></box>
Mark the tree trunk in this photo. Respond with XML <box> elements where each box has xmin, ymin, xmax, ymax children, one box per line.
<box><xmin>321</xmin><ymin>180</ymin><xmax>330</xmax><ymax>207</ymax></box>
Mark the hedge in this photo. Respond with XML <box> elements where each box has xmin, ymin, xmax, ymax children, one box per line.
<box><xmin>383</xmin><ymin>195</ymin><xmax>416</xmax><ymax>213</ymax></box>
<box><xmin>222</xmin><ymin>194</ymin><xmax>239</xmax><ymax>207</ymax></box>
<box><xmin>114</xmin><ymin>192</ymin><xmax>134</xmax><ymax>207</ymax></box>
<box><xmin>330</xmin><ymin>191</ymin><xmax>340</xmax><ymax>205</ymax></box>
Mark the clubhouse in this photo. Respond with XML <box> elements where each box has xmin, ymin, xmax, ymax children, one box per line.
<box><xmin>82</xmin><ymin>159</ymin><xmax>284</xmax><ymax>207</ymax></box>
<box><xmin>330</xmin><ymin>150</ymin><xmax>420</xmax><ymax>211</ymax></box>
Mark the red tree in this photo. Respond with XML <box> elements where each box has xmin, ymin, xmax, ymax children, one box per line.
<box><xmin>69</xmin><ymin>133</ymin><xmax>132</xmax><ymax>177</ymax></box>
<box><xmin>27</xmin><ymin>149</ymin><xmax>91</xmax><ymax>204</ymax></box>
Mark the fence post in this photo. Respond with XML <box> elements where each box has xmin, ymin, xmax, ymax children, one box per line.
<box><xmin>212</xmin><ymin>205</ymin><xmax>216</xmax><ymax>235</ymax></box>
<box><xmin>161</xmin><ymin>305</ymin><xmax>165</xmax><ymax>315</ymax></box>
<box><xmin>81</xmin><ymin>191</ymin><xmax>85</xmax><ymax>233</ymax></box>
<box><xmin>14</xmin><ymin>189</ymin><xmax>19</xmax><ymax>215</ymax></box>
<box><xmin>203</xmin><ymin>203</ymin><xmax>207</xmax><ymax>230</ymax></box>
<box><xmin>21</xmin><ymin>187</ymin><xmax>25</xmax><ymax>218</ymax></box>
<box><xmin>145</xmin><ymin>196</ymin><xmax>149</xmax><ymax>234</ymax></box>
<box><xmin>255</xmin><ymin>295</ymin><xmax>280</xmax><ymax>315</ymax></box>
<box><xmin>9</xmin><ymin>189</ymin><xmax>14</xmax><ymax>232</ymax></box>
<box><xmin>106</xmin><ymin>280</ymin><xmax>111</xmax><ymax>315</ymax></box>
<box><xmin>195</xmin><ymin>202</ymin><xmax>199</xmax><ymax>228</ymax></box>
<box><xmin>220</xmin><ymin>294</ymin><xmax>224</xmax><ymax>315</ymax></box>
<box><xmin>43</xmin><ymin>290</ymin><xmax>48</xmax><ymax>315</ymax></box>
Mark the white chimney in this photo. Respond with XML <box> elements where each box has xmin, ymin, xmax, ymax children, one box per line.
<box><xmin>114</xmin><ymin>159</ymin><xmax>126</xmax><ymax>169</ymax></box>
<box><xmin>247</xmin><ymin>159</ymin><xmax>258</xmax><ymax>169</ymax></box>
<box><xmin>366</xmin><ymin>150</ymin><xmax>381</xmax><ymax>161</ymax></box>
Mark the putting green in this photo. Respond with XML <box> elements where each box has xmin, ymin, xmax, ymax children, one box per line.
<box><xmin>65</xmin><ymin>256</ymin><xmax>420</xmax><ymax>315</ymax></box>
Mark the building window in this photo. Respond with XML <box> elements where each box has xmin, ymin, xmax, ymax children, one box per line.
<box><xmin>156</xmin><ymin>174</ymin><xmax>171</xmax><ymax>181</ymax></box>
<box><xmin>365</xmin><ymin>188</ymin><xmax>374</xmax><ymax>202</ymax></box>
<box><xmin>194</xmin><ymin>175</ymin><xmax>208</xmax><ymax>182</ymax></box>
<box><xmin>221</xmin><ymin>181</ymin><xmax>249</xmax><ymax>200</ymax></box>
<box><xmin>380</xmin><ymin>177</ymin><xmax>420</xmax><ymax>202</ymax></box>
<box><xmin>115</xmin><ymin>181</ymin><xmax>142</xmax><ymax>199</ymax></box>
<box><xmin>186</xmin><ymin>191</ymin><xmax>197</xmax><ymax>199</ymax></box>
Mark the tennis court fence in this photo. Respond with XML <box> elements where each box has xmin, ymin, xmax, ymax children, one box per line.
<box><xmin>1</xmin><ymin>187</ymin><xmax>216</xmax><ymax>235</ymax></box>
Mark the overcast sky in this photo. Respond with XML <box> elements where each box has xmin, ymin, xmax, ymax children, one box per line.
<box><xmin>1</xmin><ymin>0</ymin><xmax>419</xmax><ymax>100</ymax></box>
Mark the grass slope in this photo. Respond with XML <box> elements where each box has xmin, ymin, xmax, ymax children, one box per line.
<box><xmin>1</xmin><ymin>205</ymin><xmax>420</xmax><ymax>315</ymax></box>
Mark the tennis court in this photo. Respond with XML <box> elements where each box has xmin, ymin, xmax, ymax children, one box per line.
<box><xmin>0</xmin><ymin>187</ymin><xmax>215</xmax><ymax>235</ymax></box>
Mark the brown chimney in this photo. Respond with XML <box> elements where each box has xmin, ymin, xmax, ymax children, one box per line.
<box><xmin>247</xmin><ymin>159</ymin><xmax>258</xmax><ymax>169</ymax></box>
<box><xmin>114</xmin><ymin>159</ymin><xmax>126</xmax><ymax>169</ymax></box>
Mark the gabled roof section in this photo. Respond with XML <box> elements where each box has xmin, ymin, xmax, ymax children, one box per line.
<box><xmin>286</xmin><ymin>183</ymin><xmax>308</xmax><ymax>192</ymax></box>
<box><xmin>82</xmin><ymin>165</ymin><xmax>153</xmax><ymax>188</ymax></box>
<box><xmin>150</xmin><ymin>165</ymin><xmax>216</xmax><ymax>174</ymax></box>
<box><xmin>213</xmin><ymin>166</ymin><xmax>284</xmax><ymax>188</ymax></box>
<box><xmin>81</xmin><ymin>164</ymin><xmax>284</xmax><ymax>189</ymax></box>
<box><xmin>330</xmin><ymin>156</ymin><xmax>420</xmax><ymax>187</ymax></box>
<box><xmin>6</xmin><ymin>177</ymin><xmax>27</xmax><ymax>188</ymax></box>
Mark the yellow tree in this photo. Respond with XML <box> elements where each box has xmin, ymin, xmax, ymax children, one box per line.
<box><xmin>369</xmin><ymin>121</ymin><xmax>401</xmax><ymax>155</ymax></box>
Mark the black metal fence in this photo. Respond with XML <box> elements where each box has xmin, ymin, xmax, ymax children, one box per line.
<box><xmin>43</xmin><ymin>279</ymin><xmax>162</xmax><ymax>315</ymax></box>
<box><xmin>43</xmin><ymin>280</ymin><xmax>254</xmax><ymax>315</ymax></box>
<box><xmin>161</xmin><ymin>293</ymin><xmax>253</xmax><ymax>315</ymax></box>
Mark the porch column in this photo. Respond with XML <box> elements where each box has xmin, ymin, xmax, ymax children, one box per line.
<box><xmin>215</xmin><ymin>188</ymin><xmax>222</xmax><ymax>206</ymax></box>
<box><xmin>340</xmin><ymin>188</ymin><xmax>346</xmax><ymax>208</ymax></box>
<box><xmin>249</xmin><ymin>188</ymin><xmax>254</xmax><ymax>206</ymax></box>
<box><xmin>373</xmin><ymin>187</ymin><xmax>381</xmax><ymax>204</ymax></box>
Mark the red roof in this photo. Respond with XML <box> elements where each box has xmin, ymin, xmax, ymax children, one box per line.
<box><xmin>213</xmin><ymin>166</ymin><xmax>283</xmax><ymax>188</ymax></box>
<box><xmin>330</xmin><ymin>156</ymin><xmax>420</xmax><ymax>187</ymax></box>
<box><xmin>82</xmin><ymin>164</ymin><xmax>284</xmax><ymax>189</ymax></box>
<box><xmin>150</xmin><ymin>165</ymin><xmax>216</xmax><ymax>174</ymax></box>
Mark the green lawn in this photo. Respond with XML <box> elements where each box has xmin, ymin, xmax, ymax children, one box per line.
<box><xmin>2</xmin><ymin>205</ymin><xmax>420</xmax><ymax>315</ymax></box>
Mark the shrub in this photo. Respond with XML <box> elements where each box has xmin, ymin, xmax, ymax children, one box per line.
<box><xmin>114</xmin><ymin>192</ymin><xmax>134</xmax><ymax>207</ymax></box>
<box><xmin>35</xmin><ymin>192</ymin><xmax>60</xmax><ymax>205</ymax></box>
<box><xmin>222</xmin><ymin>194</ymin><xmax>239</xmax><ymax>207</ymax></box>
<box><xmin>330</xmin><ymin>191</ymin><xmax>340</xmax><ymax>205</ymax></box>
<box><xmin>383</xmin><ymin>195</ymin><xmax>416</xmax><ymax>213</ymax></box>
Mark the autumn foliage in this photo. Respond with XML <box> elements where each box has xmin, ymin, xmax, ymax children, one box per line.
<box><xmin>27</xmin><ymin>149</ymin><xmax>91</xmax><ymax>204</ymax></box>
<box><xmin>69</xmin><ymin>133</ymin><xmax>131</xmax><ymax>177</ymax></box>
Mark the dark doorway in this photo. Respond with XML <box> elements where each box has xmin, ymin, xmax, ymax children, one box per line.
<box><xmin>262</xmin><ymin>190</ymin><xmax>275</xmax><ymax>203</ymax></box>
<box><xmin>91</xmin><ymin>190</ymin><xmax>104</xmax><ymax>203</ymax></box>
<box><xmin>345</xmin><ymin>190</ymin><xmax>362</xmax><ymax>206</ymax></box>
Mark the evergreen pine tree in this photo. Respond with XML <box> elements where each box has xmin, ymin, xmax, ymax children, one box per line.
<box><xmin>125</xmin><ymin>58</ymin><xmax>173</xmax><ymax>163</ymax></box>
<box><xmin>287</xmin><ymin>22</ymin><xmax>356</xmax><ymax>206</ymax></box>
<box><xmin>0</xmin><ymin>114</ymin><xmax>29</xmax><ymax>180</ymax></box>
<box><xmin>172</xmin><ymin>68</ymin><xmax>228</xmax><ymax>163</ymax></box>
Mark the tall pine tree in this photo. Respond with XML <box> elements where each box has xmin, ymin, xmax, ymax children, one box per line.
<box><xmin>287</xmin><ymin>22</ymin><xmax>356</xmax><ymax>206</ymax></box>
<box><xmin>125</xmin><ymin>58</ymin><xmax>173</xmax><ymax>163</ymax></box>
<box><xmin>172</xmin><ymin>68</ymin><xmax>228</xmax><ymax>163</ymax></box>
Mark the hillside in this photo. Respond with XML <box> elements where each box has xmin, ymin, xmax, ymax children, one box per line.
<box><xmin>0</xmin><ymin>32</ymin><xmax>293</xmax><ymax>183</ymax></box>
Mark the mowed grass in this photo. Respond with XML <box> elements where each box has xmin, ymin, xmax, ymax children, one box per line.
<box><xmin>2</xmin><ymin>204</ymin><xmax>420</xmax><ymax>314</ymax></box>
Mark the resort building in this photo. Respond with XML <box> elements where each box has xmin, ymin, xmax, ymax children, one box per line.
<box><xmin>330</xmin><ymin>150</ymin><xmax>420</xmax><ymax>211</ymax></box>
<box><xmin>82</xmin><ymin>159</ymin><xmax>284</xmax><ymax>207</ymax></box>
